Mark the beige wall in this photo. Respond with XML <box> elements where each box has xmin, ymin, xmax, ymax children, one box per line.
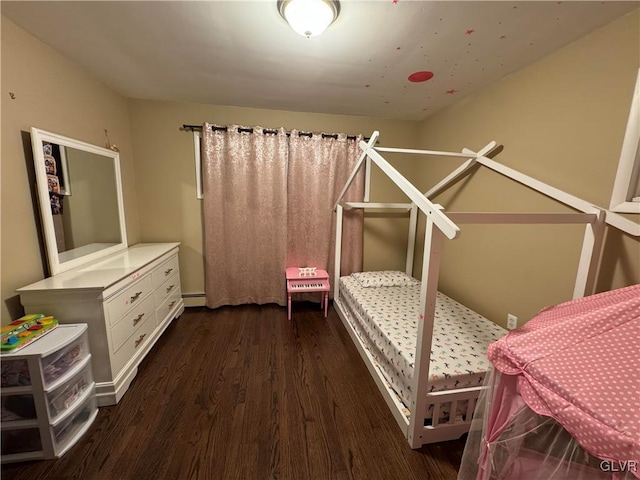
<box><xmin>127</xmin><ymin>100</ymin><xmax>420</xmax><ymax>300</ymax></box>
<box><xmin>3</xmin><ymin>11</ymin><xmax>637</xmax><ymax>326</ymax></box>
<box><xmin>413</xmin><ymin>10</ymin><xmax>640</xmax><ymax>328</ymax></box>
<box><xmin>1</xmin><ymin>17</ymin><xmax>140</xmax><ymax>320</ymax></box>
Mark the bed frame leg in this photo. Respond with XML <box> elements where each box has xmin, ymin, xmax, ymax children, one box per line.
<box><xmin>406</xmin><ymin>203</ymin><xmax>418</xmax><ymax>276</ymax></box>
<box><xmin>573</xmin><ymin>209</ymin><xmax>605</xmax><ymax>298</ymax></box>
<box><xmin>408</xmin><ymin>218</ymin><xmax>444</xmax><ymax>448</ymax></box>
<box><xmin>334</xmin><ymin>204</ymin><xmax>344</xmax><ymax>301</ymax></box>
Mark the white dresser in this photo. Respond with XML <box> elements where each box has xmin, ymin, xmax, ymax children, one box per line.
<box><xmin>17</xmin><ymin>243</ymin><xmax>185</xmax><ymax>406</ymax></box>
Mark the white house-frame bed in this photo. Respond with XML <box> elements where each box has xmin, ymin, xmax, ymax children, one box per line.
<box><xmin>332</xmin><ymin>131</ymin><xmax>616</xmax><ymax>448</ymax></box>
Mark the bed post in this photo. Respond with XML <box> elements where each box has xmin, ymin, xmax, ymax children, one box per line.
<box><xmin>573</xmin><ymin>209</ymin><xmax>606</xmax><ymax>298</ymax></box>
<box><xmin>364</xmin><ymin>156</ymin><xmax>372</xmax><ymax>202</ymax></box>
<box><xmin>406</xmin><ymin>203</ymin><xmax>418</xmax><ymax>276</ymax></box>
<box><xmin>334</xmin><ymin>203</ymin><xmax>344</xmax><ymax>301</ymax></box>
<box><xmin>333</xmin><ymin>131</ymin><xmax>379</xmax><ymax>211</ymax></box>
<box><xmin>408</xmin><ymin>217</ymin><xmax>443</xmax><ymax>448</ymax></box>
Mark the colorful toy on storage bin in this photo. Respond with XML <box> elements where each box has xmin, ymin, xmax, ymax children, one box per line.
<box><xmin>1</xmin><ymin>314</ymin><xmax>58</xmax><ymax>353</ymax></box>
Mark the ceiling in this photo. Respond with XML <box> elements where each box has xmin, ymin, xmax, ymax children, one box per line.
<box><xmin>2</xmin><ymin>1</ymin><xmax>638</xmax><ymax>121</ymax></box>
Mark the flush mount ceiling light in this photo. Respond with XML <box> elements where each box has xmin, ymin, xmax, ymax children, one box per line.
<box><xmin>277</xmin><ymin>0</ymin><xmax>340</xmax><ymax>38</ymax></box>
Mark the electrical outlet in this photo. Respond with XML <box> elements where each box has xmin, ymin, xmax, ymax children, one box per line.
<box><xmin>507</xmin><ymin>314</ymin><xmax>518</xmax><ymax>330</ymax></box>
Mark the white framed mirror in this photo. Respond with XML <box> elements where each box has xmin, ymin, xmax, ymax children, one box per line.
<box><xmin>30</xmin><ymin>127</ymin><xmax>127</xmax><ymax>276</ymax></box>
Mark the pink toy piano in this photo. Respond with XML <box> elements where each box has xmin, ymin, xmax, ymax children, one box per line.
<box><xmin>286</xmin><ymin>267</ymin><xmax>330</xmax><ymax>320</ymax></box>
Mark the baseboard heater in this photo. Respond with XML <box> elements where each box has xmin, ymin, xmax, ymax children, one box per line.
<box><xmin>182</xmin><ymin>292</ymin><xmax>205</xmax><ymax>307</ymax></box>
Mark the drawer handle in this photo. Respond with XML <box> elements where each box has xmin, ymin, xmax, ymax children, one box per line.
<box><xmin>134</xmin><ymin>334</ymin><xmax>146</xmax><ymax>348</ymax></box>
<box><xmin>133</xmin><ymin>313</ymin><xmax>145</xmax><ymax>326</ymax></box>
<box><xmin>169</xmin><ymin>301</ymin><xmax>177</xmax><ymax>308</ymax></box>
<box><xmin>164</xmin><ymin>268</ymin><xmax>173</xmax><ymax>276</ymax></box>
<box><xmin>130</xmin><ymin>291</ymin><xmax>142</xmax><ymax>302</ymax></box>
<box><xmin>166</xmin><ymin>284</ymin><xmax>175</xmax><ymax>293</ymax></box>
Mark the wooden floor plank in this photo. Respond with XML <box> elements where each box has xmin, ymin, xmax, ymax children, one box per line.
<box><xmin>1</xmin><ymin>303</ymin><xmax>467</xmax><ymax>480</ymax></box>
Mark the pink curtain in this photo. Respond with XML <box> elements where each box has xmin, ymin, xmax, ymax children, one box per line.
<box><xmin>202</xmin><ymin>124</ymin><xmax>289</xmax><ymax>308</ymax></box>
<box><xmin>287</xmin><ymin>131</ymin><xmax>364</xmax><ymax>295</ymax></box>
<box><xmin>202</xmin><ymin>125</ymin><xmax>364</xmax><ymax>307</ymax></box>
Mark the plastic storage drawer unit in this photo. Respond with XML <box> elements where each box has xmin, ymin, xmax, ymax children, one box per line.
<box><xmin>0</xmin><ymin>324</ymin><xmax>97</xmax><ymax>463</ymax></box>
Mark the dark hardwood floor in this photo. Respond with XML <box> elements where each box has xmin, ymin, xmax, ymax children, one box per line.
<box><xmin>2</xmin><ymin>303</ymin><xmax>466</xmax><ymax>480</ymax></box>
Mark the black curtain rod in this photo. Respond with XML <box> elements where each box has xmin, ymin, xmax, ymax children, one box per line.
<box><xmin>182</xmin><ymin>124</ymin><xmax>368</xmax><ymax>142</ymax></box>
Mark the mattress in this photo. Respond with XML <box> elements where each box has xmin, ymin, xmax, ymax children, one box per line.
<box><xmin>338</xmin><ymin>272</ymin><xmax>507</xmax><ymax>410</ymax></box>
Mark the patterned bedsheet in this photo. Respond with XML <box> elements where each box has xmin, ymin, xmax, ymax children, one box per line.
<box><xmin>338</xmin><ymin>272</ymin><xmax>507</xmax><ymax>409</ymax></box>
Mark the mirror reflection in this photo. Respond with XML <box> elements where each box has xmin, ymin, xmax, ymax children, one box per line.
<box><xmin>42</xmin><ymin>142</ymin><xmax>122</xmax><ymax>261</ymax></box>
<box><xmin>31</xmin><ymin>128</ymin><xmax>127</xmax><ymax>275</ymax></box>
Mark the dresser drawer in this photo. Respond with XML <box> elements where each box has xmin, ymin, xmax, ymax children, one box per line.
<box><xmin>111</xmin><ymin>314</ymin><xmax>156</xmax><ymax>376</ymax></box>
<box><xmin>153</xmin><ymin>272</ymin><xmax>180</xmax><ymax>307</ymax></box>
<box><xmin>156</xmin><ymin>287</ymin><xmax>182</xmax><ymax>326</ymax></box>
<box><xmin>152</xmin><ymin>255</ymin><xmax>179</xmax><ymax>290</ymax></box>
<box><xmin>109</xmin><ymin>294</ymin><xmax>156</xmax><ymax>353</ymax></box>
<box><xmin>106</xmin><ymin>274</ymin><xmax>154</xmax><ymax>325</ymax></box>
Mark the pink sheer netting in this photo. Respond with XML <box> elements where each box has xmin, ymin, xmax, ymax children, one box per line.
<box><xmin>459</xmin><ymin>285</ymin><xmax>640</xmax><ymax>480</ymax></box>
<box><xmin>459</xmin><ymin>369</ymin><xmax>638</xmax><ymax>480</ymax></box>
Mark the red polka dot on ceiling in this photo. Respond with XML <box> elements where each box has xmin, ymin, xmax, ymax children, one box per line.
<box><xmin>408</xmin><ymin>71</ymin><xmax>434</xmax><ymax>82</ymax></box>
